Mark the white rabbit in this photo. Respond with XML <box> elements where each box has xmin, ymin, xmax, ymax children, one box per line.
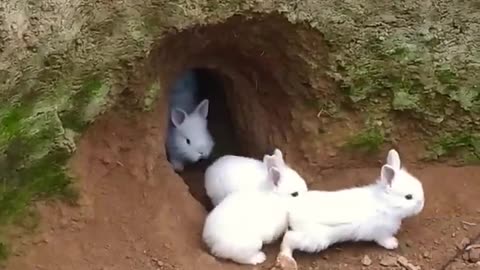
<box><xmin>166</xmin><ymin>71</ymin><xmax>215</xmax><ymax>171</ymax></box>
<box><xmin>202</xmin><ymin>163</ymin><xmax>308</xmax><ymax>265</ymax></box>
<box><xmin>204</xmin><ymin>148</ymin><xmax>308</xmax><ymax>206</ymax></box>
<box><xmin>277</xmin><ymin>149</ymin><xmax>425</xmax><ymax>268</ymax></box>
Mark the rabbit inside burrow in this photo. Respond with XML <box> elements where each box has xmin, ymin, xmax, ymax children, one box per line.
<box><xmin>165</xmin><ymin>70</ymin><xmax>215</xmax><ymax>172</ymax></box>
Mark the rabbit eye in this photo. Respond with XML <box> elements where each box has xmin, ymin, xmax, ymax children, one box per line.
<box><xmin>405</xmin><ymin>194</ymin><xmax>413</xmax><ymax>200</ymax></box>
<box><xmin>291</xmin><ymin>192</ymin><xmax>299</xmax><ymax>197</ymax></box>
<box><xmin>186</xmin><ymin>138</ymin><xmax>191</xmax><ymax>145</ymax></box>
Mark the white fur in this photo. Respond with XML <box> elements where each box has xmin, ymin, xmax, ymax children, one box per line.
<box><xmin>166</xmin><ymin>71</ymin><xmax>215</xmax><ymax>171</ymax></box>
<box><xmin>202</xmin><ymin>167</ymin><xmax>307</xmax><ymax>265</ymax></box>
<box><xmin>279</xmin><ymin>149</ymin><xmax>425</xmax><ymax>261</ymax></box>
<box><xmin>204</xmin><ymin>148</ymin><xmax>308</xmax><ymax>206</ymax></box>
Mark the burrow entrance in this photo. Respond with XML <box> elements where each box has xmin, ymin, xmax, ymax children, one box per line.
<box><xmin>167</xmin><ymin>68</ymin><xmax>242</xmax><ymax>209</ymax></box>
<box><xmin>149</xmin><ymin>13</ymin><xmax>333</xmax><ymax>210</ymax></box>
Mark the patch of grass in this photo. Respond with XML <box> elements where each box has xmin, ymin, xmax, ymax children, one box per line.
<box><xmin>143</xmin><ymin>81</ymin><xmax>161</xmax><ymax>111</ymax></box>
<box><xmin>392</xmin><ymin>91</ymin><xmax>420</xmax><ymax>111</ymax></box>
<box><xmin>13</xmin><ymin>208</ymin><xmax>41</xmax><ymax>232</ymax></box>
<box><xmin>0</xmin><ymin>149</ymin><xmax>75</xmax><ymax>226</ymax></box>
<box><xmin>0</xmin><ymin>103</ymin><xmax>35</xmax><ymax>147</ymax></box>
<box><xmin>59</xmin><ymin>77</ymin><xmax>103</xmax><ymax>132</ymax></box>
<box><xmin>0</xmin><ymin>242</ymin><xmax>8</xmax><ymax>261</ymax></box>
<box><xmin>345</xmin><ymin>127</ymin><xmax>385</xmax><ymax>153</ymax></box>
<box><xmin>427</xmin><ymin>132</ymin><xmax>480</xmax><ymax>162</ymax></box>
<box><xmin>0</xmin><ymin>128</ymin><xmax>77</xmax><ymax>240</ymax></box>
<box><xmin>0</xmin><ymin>98</ymin><xmax>79</xmax><ymax>262</ymax></box>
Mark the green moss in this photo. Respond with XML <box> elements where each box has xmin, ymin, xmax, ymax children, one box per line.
<box><xmin>392</xmin><ymin>91</ymin><xmax>420</xmax><ymax>111</ymax></box>
<box><xmin>303</xmin><ymin>98</ymin><xmax>339</xmax><ymax>118</ymax></box>
<box><xmin>0</xmin><ymin>148</ymin><xmax>74</xmax><ymax>225</ymax></box>
<box><xmin>427</xmin><ymin>132</ymin><xmax>480</xmax><ymax>162</ymax></box>
<box><xmin>144</xmin><ymin>82</ymin><xmax>162</xmax><ymax>111</ymax></box>
<box><xmin>343</xmin><ymin>36</ymin><xmax>430</xmax><ymax>108</ymax></box>
<box><xmin>345</xmin><ymin>127</ymin><xmax>385</xmax><ymax>153</ymax></box>
<box><xmin>336</xmin><ymin>29</ymin><xmax>480</xmax><ymax>147</ymax></box>
<box><xmin>59</xmin><ymin>77</ymin><xmax>104</xmax><ymax>132</ymax></box>
<box><xmin>13</xmin><ymin>208</ymin><xmax>41</xmax><ymax>232</ymax></box>
<box><xmin>0</xmin><ymin>95</ymin><xmax>79</xmax><ymax>262</ymax></box>
<box><xmin>0</xmin><ymin>103</ymin><xmax>36</xmax><ymax>148</ymax></box>
<box><xmin>0</xmin><ymin>242</ymin><xmax>7</xmax><ymax>261</ymax></box>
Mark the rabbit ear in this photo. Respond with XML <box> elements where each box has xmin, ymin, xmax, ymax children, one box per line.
<box><xmin>268</xmin><ymin>166</ymin><xmax>281</xmax><ymax>186</ymax></box>
<box><xmin>386</xmin><ymin>149</ymin><xmax>401</xmax><ymax>169</ymax></box>
<box><xmin>380</xmin><ymin>164</ymin><xmax>396</xmax><ymax>187</ymax></box>
<box><xmin>171</xmin><ymin>108</ymin><xmax>188</xmax><ymax>127</ymax></box>
<box><xmin>194</xmin><ymin>99</ymin><xmax>209</xmax><ymax>119</ymax></box>
<box><xmin>263</xmin><ymin>155</ymin><xmax>276</xmax><ymax>169</ymax></box>
<box><xmin>272</xmin><ymin>148</ymin><xmax>285</xmax><ymax>166</ymax></box>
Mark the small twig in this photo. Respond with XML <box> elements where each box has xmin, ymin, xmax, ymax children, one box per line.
<box><xmin>466</xmin><ymin>244</ymin><xmax>480</xmax><ymax>251</ymax></box>
<box><xmin>461</xmin><ymin>221</ymin><xmax>477</xmax><ymax>226</ymax></box>
<box><xmin>116</xmin><ymin>161</ymin><xmax>125</xmax><ymax>167</ymax></box>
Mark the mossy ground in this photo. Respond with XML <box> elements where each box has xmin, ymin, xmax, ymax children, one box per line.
<box><xmin>0</xmin><ymin>77</ymin><xmax>103</xmax><ymax>260</ymax></box>
<box><xmin>426</xmin><ymin>132</ymin><xmax>480</xmax><ymax>163</ymax></box>
<box><xmin>345</xmin><ymin>126</ymin><xmax>385</xmax><ymax>153</ymax></box>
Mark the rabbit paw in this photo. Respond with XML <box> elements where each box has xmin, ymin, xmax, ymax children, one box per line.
<box><xmin>272</xmin><ymin>254</ymin><xmax>297</xmax><ymax>270</ymax></box>
<box><xmin>171</xmin><ymin>160</ymin><xmax>184</xmax><ymax>172</ymax></box>
<box><xmin>376</xmin><ymin>236</ymin><xmax>398</xmax><ymax>250</ymax></box>
<box><xmin>247</xmin><ymin>252</ymin><xmax>267</xmax><ymax>265</ymax></box>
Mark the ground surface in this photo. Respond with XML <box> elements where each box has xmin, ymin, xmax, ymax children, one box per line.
<box><xmin>3</xmin><ymin>107</ymin><xmax>480</xmax><ymax>270</ymax></box>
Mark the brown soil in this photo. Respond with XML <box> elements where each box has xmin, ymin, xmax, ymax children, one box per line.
<box><xmin>3</xmin><ymin>102</ymin><xmax>480</xmax><ymax>270</ymax></box>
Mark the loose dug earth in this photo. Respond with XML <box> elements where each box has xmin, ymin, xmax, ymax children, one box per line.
<box><xmin>3</xmin><ymin>105</ymin><xmax>480</xmax><ymax>270</ymax></box>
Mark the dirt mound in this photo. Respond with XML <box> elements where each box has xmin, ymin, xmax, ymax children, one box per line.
<box><xmin>4</xmin><ymin>107</ymin><xmax>241</xmax><ymax>270</ymax></box>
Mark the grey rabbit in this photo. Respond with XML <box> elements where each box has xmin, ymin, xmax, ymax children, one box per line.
<box><xmin>166</xmin><ymin>70</ymin><xmax>215</xmax><ymax>171</ymax></box>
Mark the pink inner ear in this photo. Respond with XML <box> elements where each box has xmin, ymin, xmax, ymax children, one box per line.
<box><xmin>381</xmin><ymin>165</ymin><xmax>396</xmax><ymax>186</ymax></box>
<box><xmin>171</xmin><ymin>109</ymin><xmax>187</xmax><ymax>127</ymax></box>
<box><xmin>270</xmin><ymin>167</ymin><xmax>281</xmax><ymax>186</ymax></box>
<box><xmin>195</xmin><ymin>99</ymin><xmax>209</xmax><ymax>118</ymax></box>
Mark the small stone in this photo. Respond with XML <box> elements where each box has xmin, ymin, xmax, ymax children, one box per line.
<box><xmin>59</xmin><ymin>218</ymin><xmax>69</xmax><ymax>228</ymax></box>
<box><xmin>457</xmin><ymin>237</ymin><xmax>471</xmax><ymax>250</ymax></box>
<box><xmin>361</xmin><ymin>255</ymin><xmax>372</xmax><ymax>266</ymax></box>
<box><xmin>423</xmin><ymin>252</ymin><xmax>431</xmax><ymax>259</ymax></box>
<box><xmin>327</xmin><ymin>150</ymin><xmax>337</xmax><ymax>157</ymax></box>
<box><xmin>100</xmin><ymin>156</ymin><xmax>112</xmax><ymax>165</ymax></box>
<box><xmin>380</xmin><ymin>14</ymin><xmax>397</xmax><ymax>23</ymax></box>
<box><xmin>33</xmin><ymin>233</ymin><xmax>50</xmax><ymax>245</ymax></box>
<box><xmin>467</xmin><ymin>248</ymin><xmax>480</xmax><ymax>263</ymax></box>
<box><xmin>463</xmin><ymin>252</ymin><xmax>470</xmax><ymax>261</ymax></box>
<box><xmin>397</xmin><ymin>256</ymin><xmax>409</xmax><ymax>265</ymax></box>
<box><xmin>380</xmin><ymin>255</ymin><xmax>397</xmax><ymax>267</ymax></box>
<box><xmin>397</xmin><ymin>256</ymin><xmax>420</xmax><ymax>270</ymax></box>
